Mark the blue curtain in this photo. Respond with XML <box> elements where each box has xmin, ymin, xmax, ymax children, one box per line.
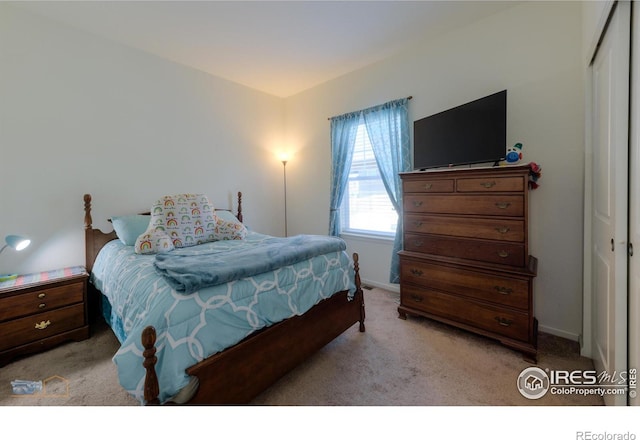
<box><xmin>362</xmin><ymin>99</ymin><xmax>411</xmax><ymax>283</ymax></box>
<box><xmin>328</xmin><ymin>112</ymin><xmax>360</xmax><ymax>236</ymax></box>
<box><xmin>329</xmin><ymin>98</ymin><xmax>410</xmax><ymax>283</ymax></box>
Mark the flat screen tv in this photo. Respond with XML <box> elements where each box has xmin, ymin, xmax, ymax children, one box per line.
<box><xmin>413</xmin><ymin>90</ymin><xmax>507</xmax><ymax>170</ymax></box>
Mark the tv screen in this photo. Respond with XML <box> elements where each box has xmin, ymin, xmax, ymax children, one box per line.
<box><xmin>413</xmin><ymin>90</ymin><xmax>507</xmax><ymax>170</ymax></box>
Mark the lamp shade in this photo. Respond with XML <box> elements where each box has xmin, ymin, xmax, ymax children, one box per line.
<box><xmin>0</xmin><ymin>235</ymin><xmax>31</xmax><ymax>282</ymax></box>
<box><xmin>0</xmin><ymin>235</ymin><xmax>31</xmax><ymax>256</ymax></box>
<box><xmin>5</xmin><ymin>235</ymin><xmax>30</xmax><ymax>251</ymax></box>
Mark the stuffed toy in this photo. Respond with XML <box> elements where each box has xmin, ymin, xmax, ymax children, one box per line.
<box><xmin>505</xmin><ymin>142</ymin><xmax>524</xmax><ymax>164</ymax></box>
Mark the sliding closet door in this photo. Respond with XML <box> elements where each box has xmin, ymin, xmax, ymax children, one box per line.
<box><xmin>590</xmin><ymin>0</ymin><xmax>629</xmax><ymax>406</ymax></box>
<box><xmin>630</xmin><ymin>0</ymin><xmax>640</xmax><ymax>407</ymax></box>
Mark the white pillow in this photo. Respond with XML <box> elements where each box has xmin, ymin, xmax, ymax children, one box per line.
<box><xmin>134</xmin><ymin>194</ymin><xmax>247</xmax><ymax>254</ymax></box>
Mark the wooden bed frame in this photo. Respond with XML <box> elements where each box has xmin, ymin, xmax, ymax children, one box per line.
<box><xmin>83</xmin><ymin>192</ymin><xmax>366</xmax><ymax>405</ymax></box>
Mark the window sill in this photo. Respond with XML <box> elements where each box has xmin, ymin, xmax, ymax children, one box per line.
<box><xmin>340</xmin><ymin>231</ymin><xmax>395</xmax><ymax>244</ymax></box>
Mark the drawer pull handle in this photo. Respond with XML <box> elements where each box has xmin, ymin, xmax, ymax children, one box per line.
<box><xmin>35</xmin><ymin>320</ymin><xmax>51</xmax><ymax>330</ymax></box>
<box><xmin>414</xmin><ymin>221</ymin><xmax>424</xmax><ymax>228</ymax></box>
<box><xmin>410</xmin><ymin>268</ymin><xmax>424</xmax><ymax>276</ymax></box>
<box><xmin>495</xmin><ymin>202</ymin><xmax>511</xmax><ymax>209</ymax></box>
<box><xmin>38</xmin><ymin>293</ymin><xmax>46</xmax><ymax>299</ymax></box>
<box><xmin>413</xmin><ymin>200</ymin><xmax>423</xmax><ymax>208</ymax></box>
<box><xmin>481</xmin><ymin>181</ymin><xmax>496</xmax><ymax>188</ymax></box>
<box><xmin>413</xmin><ymin>240</ymin><xmax>424</xmax><ymax>247</ymax></box>
<box><xmin>495</xmin><ymin>317</ymin><xmax>513</xmax><ymax>327</ymax></box>
<box><xmin>498</xmin><ymin>250</ymin><xmax>510</xmax><ymax>258</ymax></box>
<box><xmin>38</xmin><ymin>303</ymin><xmax>46</xmax><ymax>309</ymax></box>
<box><xmin>495</xmin><ymin>226</ymin><xmax>510</xmax><ymax>234</ymax></box>
<box><xmin>410</xmin><ymin>294</ymin><xmax>423</xmax><ymax>303</ymax></box>
<box><xmin>494</xmin><ymin>286</ymin><xmax>513</xmax><ymax>295</ymax></box>
<box><xmin>424</xmin><ymin>183</ymin><xmax>433</xmax><ymax>190</ymax></box>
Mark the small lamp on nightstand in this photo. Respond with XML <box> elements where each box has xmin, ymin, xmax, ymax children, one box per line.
<box><xmin>0</xmin><ymin>234</ymin><xmax>31</xmax><ymax>282</ymax></box>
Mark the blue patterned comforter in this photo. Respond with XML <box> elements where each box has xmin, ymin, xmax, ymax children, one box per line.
<box><xmin>91</xmin><ymin>231</ymin><xmax>355</xmax><ymax>404</ymax></box>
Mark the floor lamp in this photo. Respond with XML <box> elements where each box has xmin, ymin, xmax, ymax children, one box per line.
<box><xmin>282</xmin><ymin>159</ymin><xmax>288</xmax><ymax>237</ymax></box>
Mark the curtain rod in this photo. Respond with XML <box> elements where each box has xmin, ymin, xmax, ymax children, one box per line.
<box><xmin>327</xmin><ymin>96</ymin><xmax>412</xmax><ymax>120</ymax></box>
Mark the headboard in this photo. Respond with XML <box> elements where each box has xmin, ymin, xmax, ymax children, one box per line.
<box><xmin>83</xmin><ymin>192</ymin><xmax>243</xmax><ymax>272</ymax></box>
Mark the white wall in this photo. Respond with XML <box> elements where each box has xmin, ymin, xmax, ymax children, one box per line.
<box><xmin>0</xmin><ymin>4</ymin><xmax>286</xmax><ymax>275</ymax></box>
<box><xmin>284</xmin><ymin>1</ymin><xmax>585</xmax><ymax>340</ymax></box>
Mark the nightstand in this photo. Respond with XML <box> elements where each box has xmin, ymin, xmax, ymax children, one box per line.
<box><xmin>0</xmin><ymin>266</ymin><xmax>89</xmax><ymax>366</ymax></box>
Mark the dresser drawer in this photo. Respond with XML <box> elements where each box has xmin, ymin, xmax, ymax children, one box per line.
<box><xmin>400</xmin><ymin>258</ymin><xmax>529</xmax><ymax>309</ymax></box>
<box><xmin>403</xmin><ymin>194</ymin><xmax>524</xmax><ymax>217</ymax></box>
<box><xmin>404</xmin><ymin>233</ymin><xmax>525</xmax><ymax>266</ymax></box>
<box><xmin>0</xmin><ymin>304</ymin><xmax>85</xmax><ymax>351</ymax></box>
<box><xmin>404</xmin><ymin>214</ymin><xmax>525</xmax><ymax>242</ymax></box>
<box><xmin>0</xmin><ymin>281</ymin><xmax>84</xmax><ymax>322</ymax></box>
<box><xmin>401</xmin><ymin>285</ymin><xmax>530</xmax><ymax>341</ymax></box>
<box><xmin>456</xmin><ymin>176</ymin><xmax>525</xmax><ymax>193</ymax></box>
<box><xmin>403</xmin><ymin>178</ymin><xmax>454</xmax><ymax>193</ymax></box>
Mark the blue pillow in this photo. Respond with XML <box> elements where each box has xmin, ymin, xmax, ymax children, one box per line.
<box><xmin>214</xmin><ymin>209</ymin><xmax>241</xmax><ymax>225</ymax></box>
<box><xmin>111</xmin><ymin>215</ymin><xmax>151</xmax><ymax>246</ymax></box>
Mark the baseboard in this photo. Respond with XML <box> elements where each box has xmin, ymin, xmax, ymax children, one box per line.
<box><xmin>538</xmin><ymin>323</ymin><xmax>580</xmax><ymax>342</ymax></box>
<box><xmin>361</xmin><ymin>278</ymin><xmax>400</xmax><ymax>293</ymax></box>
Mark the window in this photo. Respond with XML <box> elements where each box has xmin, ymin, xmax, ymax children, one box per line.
<box><xmin>340</xmin><ymin>121</ymin><xmax>398</xmax><ymax>236</ymax></box>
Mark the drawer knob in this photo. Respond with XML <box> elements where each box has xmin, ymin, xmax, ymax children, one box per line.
<box><xmin>38</xmin><ymin>293</ymin><xmax>46</xmax><ymax>299</ymax></box>
<box><xmin>495</xmin><ymin>317</ymin><xmax>513</xmax><ymax>327</ymax></box>
<box><xmin>38</xmin><ymin>303</ymin><xmax>46</xmax><ymax>309</ymax></box>
<box><xmin>410</xmin><ymin>268</ymin><xmax>424</xmax><ymax>276</ymax></box>
<box><xmin>494</xmin><ymin>286</ymin><xmax>513</xmax><ymax>295</ymax></box>
<box><xmin>495</xmin><ymin>226</ymin><xmax>510</xmax><ymax>234</ymax></box>
<box><xmin>424</xmin><ymin>183</ymin><xmax>433</xmax><ymax>190</ymax></box>
<box><xmin>410</xmin><ymin>294</ymin><xmax>423</xmax><ymax>303</ymax></box>
<box><xmin>498</xmin><ymin>250</ymin><xmax>510</xmax><ymax>258</ymax></box>
<box><xmin>413</xmin><ymin>200</ymin><xmax>423</xmax><ymax>208</ymax></box>
<box><xmin>495</xmin><ymin>202</ymin><xmax>511</xmax><ymax>209</ymax></box>
<box><xmin>481</xmin><ymin>181</ymin><xmax>496</xmax><ymax>188</ymax></box>
<box><xmin>35</xmin><ymin>320</ymin><xmax>51</xmax><ymax>330</ymax></box>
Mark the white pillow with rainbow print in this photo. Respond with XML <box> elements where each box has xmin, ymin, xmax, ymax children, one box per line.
<box><xmin>134</xmin><ymin>193</ymin><xmax>246</xmax><ymax>255</ymax></box>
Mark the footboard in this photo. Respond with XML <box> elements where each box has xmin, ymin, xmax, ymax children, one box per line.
<box><xmin>142</xmin><ymin>253</ymin><xmax>366</xmax><ymax>405</ymax></box>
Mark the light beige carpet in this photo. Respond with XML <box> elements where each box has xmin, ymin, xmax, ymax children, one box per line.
<box><xmin>0</xmin><ymin>288</ymin><xmax>602</xmax><ymax>406</ymax></box>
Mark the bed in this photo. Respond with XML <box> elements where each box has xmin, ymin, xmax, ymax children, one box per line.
<box><xmin>83</xmin><ymin>192</ymin><xmax>365</xmax><ymax>405</ymax></box>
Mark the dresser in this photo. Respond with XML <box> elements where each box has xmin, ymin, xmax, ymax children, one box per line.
<box><xmin>398</xmin><ymin>165</ymin><xmax>538</xmax><ymax>362</ymax></box>
<box><xmin>0</xmin><ymin>266</ymin><xmax>89</xmax><ymax>366</ymax></box>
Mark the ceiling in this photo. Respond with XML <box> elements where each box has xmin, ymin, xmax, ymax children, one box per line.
<box><xmin>12</xmin><ymin>1</ymin><xmax>518</xmax><ymax>98</ymax></box>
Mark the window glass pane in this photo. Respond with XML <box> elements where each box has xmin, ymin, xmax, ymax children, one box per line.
<box><xmin>341</xmin><ymin>123</ymin><xmax>397</xmax><ymax>235</ymax></box>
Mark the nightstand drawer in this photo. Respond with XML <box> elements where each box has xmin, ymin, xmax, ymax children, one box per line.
<box><xmin>401</xmin><ymin>286</ymin><xmax>530</xmax><ymax>341</ymax></box>
<box><xmin>0</xmin><ymin>304</ymin><xmax>85</xmax><ymax>351</ymax></box>
<box><xmin>0</xmin><ymin>281</ymin><xmax>84</xmax><ymax>321</ymax></box>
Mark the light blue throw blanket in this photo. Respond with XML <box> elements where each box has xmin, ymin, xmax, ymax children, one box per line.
<box><xmin>154</xmin><ymin>234</ymin><xmax>347</xmax><ymax>294</ymax></box>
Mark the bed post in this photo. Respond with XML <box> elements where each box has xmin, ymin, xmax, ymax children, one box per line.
<box><xmin>142</xmin><ymin>326</ymin><xmax>160</xmax><ymax>405</ymax></box>
<box><xmin>237</xmin><ymin>191</ymin><xmax>243</xmax><ymax>223</ymax></box>
<box><xmin>353</xmin><ymin>253</ymin><xmax>366</xmax><ymax>332</ymax></box>
<box><xmin>84</xmin><ymin>194</ymin><xmax>95</xmax><ymax>272</ymax></box>
<box><xmin>82</xmin><ymin>194</ymin><xmax>119</xmax><ymax>273</ymax></box>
